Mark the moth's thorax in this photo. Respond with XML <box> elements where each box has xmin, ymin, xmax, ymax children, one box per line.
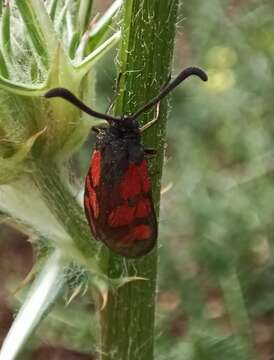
<box><xmin>109</xmin><ymin>116</ymin><xmax>140</xmax><ymax>140</ymax></box>
<box><xmin>94</xmin><ymin>116</ymin><xmax>144</xmax><ymax>166</ymax></box>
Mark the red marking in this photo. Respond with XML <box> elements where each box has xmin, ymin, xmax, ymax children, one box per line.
<box><xmin>119</xmin><ymin>160</ymin><xmax>150</xmax><ymax>200</ymax></box>
<box><xmin>86</xmin><ymin>175</ymin><xmax>93</xmax><ymax>193</ymax></box>
<box><xmin>119</xmin><ymin>164</ymin><xmax>141</xmax><ymax>200</ymax></box>
<box><xmin>108</xmin><ymin>205</ymin><xmax>135</xmax><ymax>227</ymax></box>
<box><xmin>132</xmin><ymin>225</ymin><xmax>152</xmax><ymax>240</ymax></box>
<box><xmin>139</xmin><ymin>160</ymin><xmax>150</xmax><ymax>192</ymax></box>
<box><xmin>84</xmin><ymin>196</ymin><xmax>96</xmax><ymax>233</ymax></box>
<box><xmin>119</xmin><ymin>224</ymin><xmax>152</xmax><ymax>247</ymax></box>
<box><xmin>85</xmin><ymin>175</ymin><xmax>99</xmax><ymax>218</ymax></box>
<box><xmin>84</xmin><ymin>196</ymin><xmax>90</xmax><ymax>212</ymax></box>
<box><xmin>91</xmin><ymin>150</ymin><xmax>101</xmax><ymax>187</ymax></box>
<box><xmin>135</xmin><ymin>199</ymin><xmax>151</xmax><ymax>218</ymax></box>
<box><xmin>89</xmin><ymin>189</ymin><xmax>99</xmax><ymax>219</ymax></box>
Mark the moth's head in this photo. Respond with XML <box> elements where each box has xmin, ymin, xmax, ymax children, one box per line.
<box><xmin>112</xmin><ymin>116</ymin><xmax>140</xmax><ymax>136</ymax></box>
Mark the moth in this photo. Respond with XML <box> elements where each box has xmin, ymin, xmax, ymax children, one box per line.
<box><xmin>45</xmin><ymin>67</ymin><xmax>207</xmax><ymax>258</ymax></box>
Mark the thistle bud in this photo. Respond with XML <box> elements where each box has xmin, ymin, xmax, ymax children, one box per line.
<box><xmin>0</xmin><ymin>0</ymin><xmax>120</xmax><ymax>252</ymax></box>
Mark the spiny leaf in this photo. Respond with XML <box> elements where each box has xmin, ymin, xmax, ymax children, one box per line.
<box><xmin>85</xmin><ymin>0</ymin><xmax>122</xmax><ymax>53</ymax></box>
<box><xmin>1</xmin><ymin>1</ymin><xmax>12</xmax><ymax>62</ymax></box>
<box><xmin>0</xmin><ymin>127</ymin><xmax>46</xmax><ymax>184</ymax></box>
<box><xmin>0</xmin><ymin>251</ymin><xmax>66</xmax><ymax>360</ymax></box>
<box><xmin>75</xmin><ymin>31</ymin><xmax>121</xmax><ymax>77</ymax></box>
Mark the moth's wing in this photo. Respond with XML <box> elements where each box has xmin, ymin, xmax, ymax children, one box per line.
<box><xmin>84</xmin><ymin>147</ymin><xmax>157</xmax><ymax>258</ymax></box>
<box><xmin>84</xmin><ymin>146</ymin><xmax>126</xmax><ymax>239</ymax></box>
<box><xmin>84</xmin><ymin>150</ymin><xmax>102</xmax><ymax>239</ymax></box>
<box><xmin>101</xmin><ymin>159</ymin><xmax>157</xmax><ymax>258</ymax></box>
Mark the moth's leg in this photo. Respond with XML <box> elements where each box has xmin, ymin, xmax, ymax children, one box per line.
<box><xmin>139</xmin><ymin>74</ymin><xmax>171</xmax><ymax>132</ymax></box>
<box><xmin>145</xmin><ymin>148</ymin><xmax>157</xmax><ymax>155</ymax></box>
<box><xmin>106</xmin><ymin>72</ymin><xmax>123</xmax><ymax>114</ymax></box>
<box><xmin>140</xmin><ymin>74</ymin><xmax>171</xmax><ymax>132</ymax></box>
<box><xmin>161</xmin><ymin>73</ymin><xmax>172</xmax><ymax>89</ymax></box>
<box><xmin>140</xmin><ymin>102</ymin><xmax>160</xmax><ymax>132</ymax></box>
<box><xmin>144</xmin><ymin>148</ymin><xmax>157</xmax><ymax>159</ymax></box>
<box><xmin>116</xmin><ymin>72</ymin><xmax>123</xmax><ymax>89</ymax></box>
<box><xmin>92</xmin><ymin>125</ymin><xmax>108</xmax><ymax>133</ymax></box>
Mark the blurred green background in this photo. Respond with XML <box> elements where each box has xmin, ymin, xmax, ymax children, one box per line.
<box><xmin>1</xmin><ymin>0</ymin><xmax>274</xmax><ymax>359</ymax></box>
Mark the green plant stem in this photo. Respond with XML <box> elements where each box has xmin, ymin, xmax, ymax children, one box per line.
<box><xmin>100</xmin><ymin>1</ymin><xmax>179</xmax><ymax>359</ymax></box>
<box><xmin>33</xmin><ymin>160</ymin><xmax>98</xmax><ymax>262</ymax></box>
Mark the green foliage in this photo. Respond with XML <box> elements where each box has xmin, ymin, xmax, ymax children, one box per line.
<box><xmin>156</xmin><ymin>1</ymin><xmax>274</xmax><ymax>359</ymax></box>
<box><xmin>0</xmin><ymin>1</ymin><xmax>121</xmax><ymax>359</ymax></box>
<box><xmin>1</xmin><ymin>0</ymin><xmax>274</xmax><ymax>359</ymax></box>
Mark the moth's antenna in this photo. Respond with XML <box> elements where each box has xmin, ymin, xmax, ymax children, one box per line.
<box><xmin>132</xmin><ymin>67</ymin><xmax>208</xmax><ymax>120</ymax></box>
<box><xmin>44</xmin><ymin>88</ymin><xmax>121</xmax><ymax>123</ymax></box>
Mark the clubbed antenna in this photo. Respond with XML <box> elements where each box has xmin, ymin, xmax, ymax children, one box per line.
<box><xmin>44</xmin><ymin>88</ymin><xmax>121</xmax><ymax>123</ymax></box>
<box><xmin>132</xmin><ymin>67</ymin><xmax>208</xmax><ymax>120</ymax></box>
<box><xmin>44</xmin><ymin>67</ymin><xmax>207</xmax><ymax>122</ymax></box>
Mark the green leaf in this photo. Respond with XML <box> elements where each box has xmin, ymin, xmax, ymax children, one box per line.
<box><xmin>68</xmin><ymin>31</ymin><xmax>81</xmax><ymax>59</ymax></box>
<box><xmin>28</xmin><ymin>0</ymin><xmax>59</xmax><ymax>54</ymax></box>
<box><xmin>55</xmin><ymin>0</ymin><xmax>71</xmax><ymax>35</ymax></box>
<box><xmin>0</xmin><ymin>177</ymin><xmax>72</xmax><ymax>244</ymax></box>
<box><xmin>48</xmin><ymin>0</ymin><xmax>59</xmax><ymax>20</ymax></box>
<box><xmin>1</xmin><ymin>1</ymin><xmax>11</xmax><ymax>62</ymax></box>
<box><xmin>85</xmin><ymin>0</ymin><xmax>122</xmax><ymax>53</ymax></box>
<box><xmin>0</xmin><ymin>74</ymin><xmax>46</xmax><ymax>95</ymax></box>
<box><xmin>73</xmin><ymin>0</ymin><xmax>121</xmax><ymax>61</ymax></box>
<box><xmin>15</xmin><ymin>0</ymin><xmax>49</xmax><ymax>68</ymax></box>
<box><xmin>0</xmin><ymin>251</ymin><xmax>65</xmax><ymax>360</ymax></box>
<box><xmin>0</xmin><ymin>50</ymin><xmax>8</xmax><ymax>78</ymax></box>
<box><xmin>78</xmin><ymin>0</ymin><xmax>93</xmax><ymax>35</ymax></box>
<box><xmin>75</xmin><ymin>31</ymin><xmax>121</xmax><ymax>77</ymax></box>
<box><xmin>15</xmin><ymin>0</ymin><xmax>59</xmax><ymax>67</ymax></box>
<box><xmin>0</xmin><ymin>128</ymin><xmax>46</xmax><ymax>184</ymax></box>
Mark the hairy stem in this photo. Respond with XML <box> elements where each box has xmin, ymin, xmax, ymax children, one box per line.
<box><xmin>33</xmin><ymin>160</ymin><xmax>99</xmax><ymax>262</ymax></box>
<box><xmin>100</xmin><ymin>1</ymin><xmax>179</xmax><ymax>359</ymax></box>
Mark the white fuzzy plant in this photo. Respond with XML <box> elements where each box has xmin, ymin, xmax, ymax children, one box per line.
<box><xmin>0</xmin><ymin>1</ymin><xmax>123</xmax><ymax>359</ymax></box>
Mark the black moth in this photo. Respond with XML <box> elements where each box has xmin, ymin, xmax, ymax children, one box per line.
<box><xmin>45</xmin><ymin>67</ymin><xmax>208</xmax><ymax>257</ymax></box>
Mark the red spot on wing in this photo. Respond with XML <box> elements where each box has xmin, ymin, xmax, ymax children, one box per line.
<box><xmin>86</xmin><ymin>174</ymin><xmax>93</xmax><ymax>193</ymax></box>
<box><xmin>132</xmin><ymin>225</ymin><xmax>152</xmax><ymax>240</ymax></box>
<box><xmin>119</xmin><ymin>164</ymin><xmax>141</xmax><ymax>200</ymax></box>
<box><xmin>108</xmin><ymin>205</ymin><xmax>135</xmax><ymax>227</ymax></box>
<box><xmin>89</xmin><ymin>189</ymin><xmax>99</xmax><ymax>219</ymax></box>
<box><xmin>86</xmin><ymin>176</ymin><xmax>99</xmax><ymax>219</ymax></box>
<box><xmin>139</xmin><ymin>160</ymin><xmax>150</xmax><ymax>192</ymax></box>
<box><xmin>119</xmin><ymin>160</ymin><xmax>150</xmax><ymax>200</ymax></box>
<box><xmin>135</xmin><ymin>199</ymin><xmax>151</xmax><ymax>218</ymax></box>
<box><xmin>119</xmin><ymin>225</ymin><xmax>152</xmax><ymax>247</ymax></box>
<box><xmin>84</xmin><ymin>196</ymin><xmax>96</xmax><ymax>234</ymax></box>
<box><xmin>91</xmin><ymin>150</ymin><xmax>101</xmax><ymax>187</ymax></box>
